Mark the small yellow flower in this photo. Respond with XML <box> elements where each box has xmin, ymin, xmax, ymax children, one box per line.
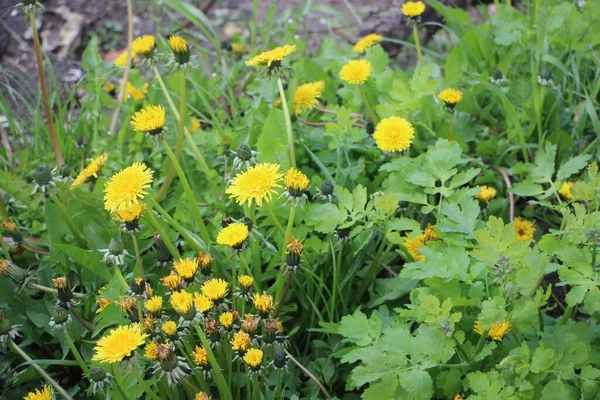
<box><xmin>170</xmin><ymin>290</ymin><xmax>194</xmax><ymax>316</ymax></box>
<box><xmin>23</xmin><ymin>386</ymin><xmax>52</xmax><ymax>400</ymax></box>
<box><xmin>226</xmin><ymin>163</ymin><xmax>283</xmax><ymax>206</ymax></box>
<box><xmin>131</xmin><ymin>105</ymin><xmax>166</xmax><ymax>135</ymax></box>
<box><xmin>558</xmin><ymin>181</ymin><xmax>573</xmax><ymax>201</ymax></box>
<box><xmin>438</xmin><ymin>88</ymin><xmax>463</xmax><ymax>105</ymax></box>
<box><xmin>52</xmin><ymin>276</ymin><xmax>67</xmax><ymax>289</ymax></box>
<box><xmin>340</xmin><ymin>59</ymin><xmax>372</xmax><ymax>85</ymax></box>
<box><xmin>286</xmin><ymin>237</ymin><xmax>304</xmax><ymax>256</ymax></box>
<box><xmin>195</xmin><ymin>392</ymin><xmax>211</xmax><ymax>400</ymax></box>
<box><xmin>96</xmin><ymin>298</ymin><xmax>111</xmax><ymax>313</ymax></box>
<box><xmin>514</xmin><ymin>217</ymin><xmax>535</xmax><ymax>241</ymax></box>
<box><xmin>352</xmin><ymin>34</ymin><xmax>384</xmax><ymax>53</ymax></box>
<box><xmin>161</xmin><ymin>273</ymin><xmax>182</xmax><ymax>292</ymax></box>
<box><xmin>104</xmin><ymin>82</ymin><xmax>116</xmax><ymax>95</ymax></box>
<box><xmin>168</xmin><ymin>36</ymin><xmax>191</xmax><ymax>64</ymax></box>
<box><xmin>404</xmin><ymin>234</ymin><xmax>426</xmax><ymax>261</ymax></box>
<box><xmin>1</xmin><ymin>221</ymin><xmax>17</xmax><ymax>233</ymax></box>
<box><xmin>144</xmin><ymin>341</ymin><xmax>158</xmax><ymax>360</ymax></box>
<box><xmin>284</xmin><ymin>168</ymin><xmax>310</xmax><ymax>194</ymax></box>
<box><xmin>239</xmin><ymin>275</ymin><xmax>254</xmax><ymax>290</ymax></box>
<box><xmin>189</xmin><ymin>117</ymin><xmax>201</xmax><ymax>131</ymax></box>
<box><xmin>373</xmin><ymin>117</ymin><xmax>415</xmax><ymax>152</ymax></box>
<box><xmin>118</xmin><ymin>297</ymin><xmax>137</xmax><ymax>314</ymax></box>
<box><xmin>231</xmin><ymin>42</ymin><xmax>247</xmax><ymax>56</ymax></box>
<box><xmin>453</xmin><ymin>394</ymin><xmax>465</xmax><ymax>400</ymax></box>
<box><xmin>197</xmin><ymin>252</ymin><xmax>213</xmax><ymax>272</ymax></box>
<box><xmin>103</xmin><ymin>162</ymin><xmax>153</xmax><ymax>214</ymax></box>
<box><xmin>201</xmin><ymin>278</ymin><xmax>228</xmax><ymax>302</ymax></box>
<box><xmin>161</xmin><ymin>320</ymin><xmax>178</xmax><ymax>336</ymax></box>
<box><xmin>192</xmin><ymin>345</ymin><xmax>209</xmax><ymax>366</ymax></box>
<box><xmin>173</xmin><ymin>258</ymin><xmax>199</xmax><ymax>280</ymax></box>
<box><xmin>293</xmin><ymin>81</ymin><xmax>324</xmax><ymax>114</ymax></box>
<box><xmin>423</xmin><ymin>224</ymin><xmax>439</xmax><ymax>242</ymax></box>
<box><xmin>194</xmin><ymin>293</ymin><xmax>213</xmax><ymax>313</ymax></box>
<box><xmin>114</xmin><ymin>50</ymin><xmax>136</xmax><ymax>68</ymax></box>
<box><xmin>71</xmin><ymin>153</ymin><xmax>108</xmax><ymax>189</ymax></box>
<box><xmin>132</xmin><ymin>35</ymin><xmax>156</xmax><ymax>57</ymax></box>
<box><xmin>475</xmin><ymin>185</ymin><xmax>497</xmax><ymax>204</ymax></box>
<box><xmin>125</xmin><ymin>82</ymin><xmax>145</xmax><ymax>101</ymax></box>
<box><xmin>219</xmin><ymin>312</ymin><xmax>234</xmax><ymax>329</ymax></box>
<box><xmin>243</xmin><ymin>348</ymin><xmax>263</xmax><ymax>369</ymax></box>
<box><xmin>246</xmin><ymin>45</ymin><xmax>296</xmax><ymax>67</ymax></box>
<box><xmin>474</xmin><ymin>319</ymin><xmax>513</xmax><ymax>341</ymax></box>
<box><xmin>401</xmin><ymin>1</ymin><xmax>426</xmax><ymax>18</ymax></box>
<box><xmin>145</xmin><ymin>296</ymin><xmax>163</xmax><ymax>315</ymax></box>
<box><xmin>231</xmin><ymin>330</ymin><xmax>252</xmax><ymax>352</ymax></box>
<box><xmin>92</xmin><ymin>324</ymin><xmax>147</xmax><ymax>363</ymax></box>
<box><xmin>112</xmin><ymin>202</ymin><xmax>146</xmax><ymax>223</ymax></box>
<box><xmin>252</xmin><ymin>292</ymin><xmax>274</xmax><ymax>314</ymax></box>
<box><xmin>216</xmin><ymin>222</ymin><xmax>249</xmax><ymax>248</ymax></box>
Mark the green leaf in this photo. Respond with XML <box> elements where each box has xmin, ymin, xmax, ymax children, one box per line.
<box><xmin>304</xmin><ymin>203</ymin><xmax>347</xmax><ymax>234</ymax></box>
<box><xmin>478</xmin><ymin>296</ymin><xmax>507</xmax><ymax>327</ymax></box>
<box><xmin>529</xmin><ymin>143</ymin><xmax>557</xmax><ymax>183</ymax></box>
<box><xmin>82</xmin><ymin>35</ymin><xmax>102</xmax><ymax>70</ymax></box>
<box><xmin>54</xmin><ymin>244</ymin><xmax>112</xmax><ymax>282</ymax></box>
<box><xmin>509</xmin><ymin>181</ymin><xmax>544</xmax><ymax>196</ymax></box>
<box><xmin>440</xmin><ymin>197</ymin><xmax>480</xmax><ymax>238</ymax></box>
<box><xmin>530</xmin><ymin>346</ymin><xmax>555</xmax><ymax>373</ymax></box>
<box><xmin>256</xmin><ymin>108</ymin><xmax>290</xmax><ymax>171</ymax></box>
<box><xmin>337</xmin><ymin>311</ymin><xmax>381</xmax><ymax>346</ymax></box>
<box><xmin>540</xmin><ymin>380</ymin><xmax>578</xmax><ymax>400</ymax></box>
<box><xmin>556</xmin><ymin>155</ymin><xmax>591</xmax><ymax>181</ymax></box>
<box><xmin>398</xmin><ymin>368</ymin><xmax>433</xmax><ymax>399</ymax></box>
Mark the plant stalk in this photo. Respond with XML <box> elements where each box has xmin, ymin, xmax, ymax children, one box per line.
<box><xmin>62</xmin><ymin>331</ymin><xmax>90</xmax><ymax>377</ymax></box>
<box><xmin>358</xmin><ymin>84</ymin><xmax>378</xmax><ymax>124</ymax></box>
<box><xmin>277</xmin><ymin>77</ymin><xmax>296</xmax><ymax>168</ymax></box>
<box><xmin>132</xmin><ymin>235</ymin><xmax>144</xmax><ymax>279</ymax></box>
<box><xmin>412</xmin><ymin>24</ymin><xmax>424</xmax><ymax>65</ymax></box>
<box><xmin>51</xmin><ymin>194</ymin><xmax>87</xmax><ymax>249</ymax></box>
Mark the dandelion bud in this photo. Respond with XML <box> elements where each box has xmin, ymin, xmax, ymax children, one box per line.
<box><xmin>168</xmin><ymin>36</ymin><xmax>191</xmax><ymax>65</ymax></box>
<box><xmin>156</xmin><ymin>244</ymin><xmax>173</xmax><ymax>268</ymax></box>
<box><xmin>0</xmin><ymin>259</ymin><xmax>28</xmax><ymax>286</ymax></box>
<box><xmin>284</xmin><ymin>168</ymin><xmax>310</xmax><ymax>204</ymax></box>
<box><xmin>236</xmin><ymin>145</ymin><xmax>253</xmax><ymax>161</ymax></box>
<box><xmin>109</xmin><ymin>237</ymin><xmax>124</xmax><ymax>255</ymax></box>
<box><xmin>492</xmin><ymin>69</ymin><xmax>504</xmax><ymax>80</ymax></box>
<box><xmin>285</xmin><ymin>237</ymin><xmax>304</xmax><ymax>271</ymax></box>
<box><xmin>240</xmin><ymin>217</ymin><xmax>253</xmax><ymax>232</ymax></box>
<box><xmin>130</xmin><ymin>277</ymin><xmax>146</xmax><ymax>296</ymax></box>
<box><xmin>242</xmin><ymin>314</ymin><xmax>260</xmax><ymax>335</ymax></box>
<box><xmin>90</xmin><ymin>366</ymin><xmax>108</xmax><ymax>382</ymax></box>
<box><xmin>118</xmin><ymin>297</ymin><xmax>139</xmax><ymax>322</ymax></box>
<box><xmin>59</xmin><ymin>164</ymin><xmax>71</xmax><ymax>179</ymax></box>
<box><xmin>1</xmin><ymin>222</ymin><xmax>23</xmax><ymax>243</ymax></box>
<box><xmin>263</xmin><ymin>318</ymin><xmax>283</xmax><ymax>344</ymax></box>
<box><xmin>366</xmin><ymin>122</ymin><xmax>375</xmax><ymax>136</ymax></box>
<box><xmin>53</xmin><ymin>276</ymin><xmax>74</xmax><ymax>305</ymax></box>
<box><xmin>49</xmin><ymin>306</ymin><xmax>71</xmax><ymax>331</ymax></box>
<box><xmin>31</xmin><ymin>167</ymin><xmax>56</xmax><ymax>194</ymax></box>
<box><xmin>321</xmin><ymin>181</ymin><xmax>334</xmax><ymax>195</ymax></box>
<box><xmin>197</xmin><ymin>252</ymin><xmax>213</xmax><ymax>274</ymax></box>
<box><xmin>221</xmin><ymin>216</ymin><xmax>233</xmax><ymax>228</ymax></box>
<box><xmin>273</xmin><ymin>351</ymin><xmax>288</xmax><ymax>370</ymax></box>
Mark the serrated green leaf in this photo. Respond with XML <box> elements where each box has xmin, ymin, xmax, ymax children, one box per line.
<box><xmin>304</xmin><ymin>203</ymin><xmax>347</xmax><ymax>234</ymax></box>
<box><xmin>557</xmin><ymin>155</ymin><xmax>591</xmax><ymax>181</ymax></box>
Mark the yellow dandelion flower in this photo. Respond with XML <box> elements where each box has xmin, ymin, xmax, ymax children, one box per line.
<box><xmin>103</xmin><ymin>162</ymin><xmax>153</xmax><ymax>213</ymax></box>
<box><xmin>96</xmin><ymin>298</ymin><xmax>111</xmax><ymax>313</ymax></box>
<box><xmin>114</xmin><ymin>50</ymin><xmax>136</xmax><ymax>68</ymax></box>
<box><xmin>202</xmin><ymin>278</ymin><xmax>228</xmax><ymax>301</ymax></box>
<box><xmin>168</xmin><ymin>36</ymin><xmax>191</xmax><ymax>64</ymax></box>
<box><xmin>92</xmin><ymin>324</ymin><xmax>147</xmax><ymax>363</ymax></box>
<box><xmin>475</xmin><ymin>185</ymin><xmax>497</xmax><ymax>204</ymax></box>
<box><xmin>216</xmin><ymin>222</ymin><xmax>249</xmax><ymax>248</ymax></box>
<box><xmin>71</xmin><ymin>153</ymin><xmax>108</xmax><ymax>189</ymax></box>
<box><xmin>226</xmin><ymin>163</ymin><xmax>283</xmax><ymax>206</ymax></box>
<box><xmin>373</xmin><ymin>116</ymin><xmax>415</xmax><ymax>152</ymax></box>
<box><xmin>293</xmin><ymin>81</ymin><xmax>324</xmax><ymax>114</ymax></box>
<box><xmin>243</xmin><ymin>348</ymin><xmax>263</xmax><ymax>369</ymax></box>
<box><xmin>144</xmin><ymin>315</ymin><xmax>155</xmax><ymax>333</ymax></box>
<box><xmin>118</xmin><ymin>297</ymin><xmax>137</xmax><ymax>314</ymax></box>
<box><xmin>514</xmin><ymin>217</ymin><xmax>535</xmax><ymax>241</ymax></box>
<box><xmin>219</xmin><ymin>312</ymin><xmax>234</xmax><ymax>329</ymax></box>
<box><xmin>197</xmin><ymin>252</ymin><xmax>213</xmax><ymax>271</ymax></box>
<box><xmin>192</xmin><ymin>345</ymin><xmax>209</xmax><ymax>366</ymax></box>
<box><xmin>131</xmin><ymin>105</ymin><xmax>166</xmax><ymax>135</ymax></box>
<box><xmin>144</xmin><ymin>342</ymin><xmax>158</xmax><ymax>360</ymax></box>
<box><xmin>286</xmin><ymin>237</ymin><xmax>304</xmax><ymax>255</ymax></box>
<box><xmin>173</xmin><ymin>258</ymin><xmax>199</xmax><ymax>280</ymax></box>
<box><xmin>252</xmin><ymin>292</ymin><xmax>274</xmax><ymax>314</ymax></box>
<box><xmin>231</xmin><ymin>331</ymin><xmax>252</xmax><ymax>352</ymax></box>
<box><xmin>231</xmin><ymin>42</ymin><xmax>247</xmax><ymax>56</ymax></box>
<box><xmin>245</xmin><ymin>45</ymin><xmax>296</xmax><ymax>67</ymax></box>
<box><xmin>558</xmin><ymin>181</ymin><xmax>573</xmax><ymax>201</ymax></box>
<box><xmin>423</xmin><ymin>224</ymin><xmax>439</xmax><ymax>242</ymax></box>
<box><xmin>189</xmin><ymin>117</ymin><xmax>201</xmax><ymax>131</ymax></box>
<box><xmin>438</xmin><ymin>88</ymin><xmax>463</xmax><ymax>105</ymax></box>
<box><xmin>132</xmin><ymin>35</ymin><xmax>155</xmax><ymax>57</ymax></box>
<box><xmin>161</xmin><ymin>273</ymin><xmax>182</xmax><ymax>291</ymax></box>
<box><xmin>239</xmin><ymin>275</ymin><xmax>254</xmax><ymax>290</ymax></box>
<box><xmin>194</xmin><ymin>293</ymin><xmax>213</xmax><ymax>313</ymax></box>
<box><xmin>401</xmin><ymin>1</ymin><xmax>426</xmax><ymax>18</ymax></box>
<box><xmin>195</xmin><ymin>392</ymin><xmax>211</xmax><ymax>400</ymax></box>
<box><xmin>125</xmin><ymin>82</ymin><xmax>145</xmax><ymax>101</ymax></box>
<box><xmin>145</xmin><ymin>296</ymin><xmax>163</xmax><ymax>315</ymax></box>
<box><xmin>404</xmin><ymin>234</ymin><xmax>426</xmax><ymax>261</ymax></box>
<box><xmin>112</xmin><ymin>202</ymin><xmax>145</xmax><ymax>223</ymax></box>
<box><xmin>340</xmin><ymin>59</ymin><xmax>372</xmax><ymax>85</ymax></box>
<box><xmin>453</xmin><ymin>395</ymin><xmax>465</xmax><ymax>400</ymax></box>
<box><xmin>170</xmin><ymin>290</ymin><xmax>194</xmax><ymax>315</ymax></box>
<box><xmin>23</xmin><ymin>386</ymin><xmax>52</xmax><ymax>400</ymax></box>
<box><xmin>104</xmin><ymin>82</ymin><xmax>116</xmax><ymax>95</ymax></box>
<box><xmin>474</xmin><ymin>319</ymin><xmax>513</xmax><ymax>341</ymax></box>
<box><xmin>52</xmin><ymin>276</ymin><xmax>67</xmax><ymax>289</ymax></box>
<box><xmin>352</xmin><ymin>33</ymin><xmax>384</xmax><ymax>53</ymax></box>
<box><xmin>161</xmin><ymin>320</ymin><xmax>178</xmax><ymax>336</ymax></box>
<box><xmin>285</xmin><ymin>168</ymin><xmax>310</xmax><ymax>194</ymax></box>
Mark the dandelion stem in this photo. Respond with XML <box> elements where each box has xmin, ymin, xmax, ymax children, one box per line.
<box><xmin>132</xmin><ymin>368</ymin><xmax>163</xmax><ymax>400</ymax></box>
<box><xmin>151</xmin><ymin>66</ymin><xmax>212</xmax><ymax>188</ymax></box>
<box><xmin>412</xmin><ymin>24</ymin><xmax>424</xmax><ymax>66</ymax></box>
<box><xmin>62</xmin><ymin>331</ymin><xmax>90</xmax><ymax>377</ymax></box>
<box><xmin>143</xmin><ymin>204</ymin><xmax>181</xmax><ymax>258</ymax></box>
<box><xmin>132</xmin><ymin>235</ymin><xmax>144</xmax><ymax>279</ymax></box>
<box><xmin>274</xmin><ymin>372</ymin><xmax>284</xmax><ymax>400</ymax></box>
<box><xmin>69</xmin><ymin>307</ymin><xmax>94</xmax><ymax>332</ymax></box>
<box><xmin>358</xmin><ymin>84</ymin><xmax>378</xmax><ymax>124</ymax></box>
<box><xmin>107</xmin><ymin>0</ymin><xmax>133</xmax><ymax>137</ymax></box>
<box><xmin>196</xmin><ymin>327</ymin><xmax>233</xmax><ymax>400</ymax></box>
<box><xmin>51</xmin><ymin>194</ymin><xmax>87</xmax><ymax>249</ymax></box>
<box><xmin>161</xmin><ymin>139</ymin><xmax>211</xmax><ymax>244</ymax></box>
<box><xmin>264</xmin><ymin>203</ymin><xmax>285</xmax><ymax>235</ymax></box>
<box><xmin>275</xmin><ymin>206</ymin><xmax>296</xmax><ymax>305</ymax></box>
<box><xmin>157</xmin><ymin>68</ymin><xmax>188</xmax><ymax>199</ymax></box>
<box><xmin>244</xmin><ymin>204</ymin><xmax>262</xmax><ymax>281</ymax></box>
<box><xmin>28</xmin><ymin>282</ymin><xmax>87</xmax><ymax>299</ymax></box>
<box><xmin>28</xmin><ymin>11</ymin><xmax>64</xmax><ymax>166</ymax></box>
<box><xmin>180</xmin><ymin>376</ymin><xmax>198</xmax><ymax>397</ymax></box>
<box><xmin>277</xmin><ymin>77</ymin><xmax>296</xmax><ymax>168</ymax></box>
<box><xmin>274</xmin><ymin>273</ymin><xmax>292</xmax><ymax>319</ymax></box>
<box><xmin>9</xmin><ymin>339</ymin><xmax>74</xmax><ymax>400</ymax></box>
<box><xmin>283</xmin><ymin>348</ymin><xmax>332</xmax><ymax>400</ymax></box>
<box><xmin>448</xmin><ymin>113</ymin><xmax>455</xmax><ymax>142</ymax></box>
